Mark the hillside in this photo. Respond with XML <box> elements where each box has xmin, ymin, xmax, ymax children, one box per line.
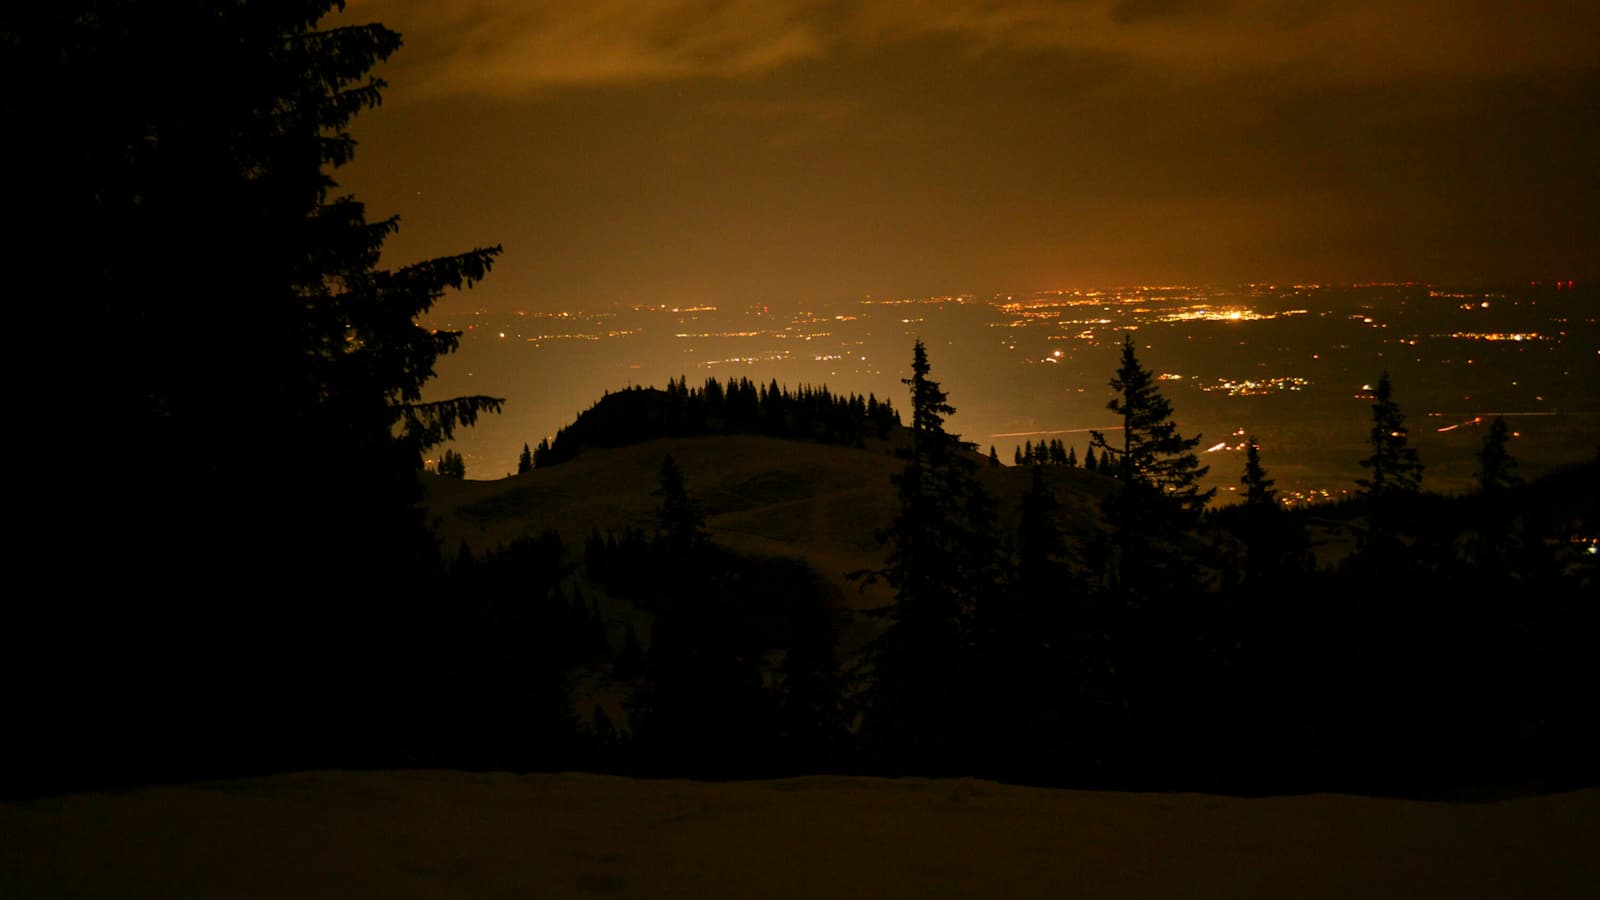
<box><xmin>5</xmin><ymin>772</ymin><xmax>1596</xmax><ymax>899</ymax></box>
<box><xmin>423</xmin><ymin>433</ymin><xmax>1119</xmax><ymax>609</ymax></box>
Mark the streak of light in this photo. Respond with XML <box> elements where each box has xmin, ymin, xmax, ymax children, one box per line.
<box><xmin>1425</xmin><ymin>411</ymin><xmax>1557</xmax><ymax>417</ymax></box>
<box><xmin>991</xmin><ymin>427</ymin><xmax>1123</xmax><ymax>437</ymax></box>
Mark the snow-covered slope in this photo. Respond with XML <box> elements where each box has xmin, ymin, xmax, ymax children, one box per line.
<box><xmin>4</xmin><ymin>771</ymin><xmax>1595</xmax><ymax>898</ymax></box>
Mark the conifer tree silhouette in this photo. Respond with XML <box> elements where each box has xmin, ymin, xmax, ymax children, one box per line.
<box><xmin>1091</xmin><ymin>335</ymin><xmax>1214</xmax><ymax>517</ymax></box>
<box><xmin>1232</xmin><ymin>435</ymin><xmax>1308</xmax><ymax>590</ymax></box>
<box><xmin>1357</xmin><ymin>371</ymin><xmax>1423</xmax><ymax>500</ymax></box>
<box><xmin>629</xmin><ymin>454</ymin><xmax>769</xmax><ymax>776</ymax></box>
<box><xmin>1242</xmin><ymin>436</ymin><xmax>1276</xmax><ymax>508</ymax></box>
<box><xmin>438</xmin><ymin>449</ymin><xmax>467</xmax><ymax>479</ymax></box>
<box><xmin>1081</xmin><ymin>337</ymin><xmax>1215</xmax><ymax>762</ymax></box>
<box><xmin>855</xmin><ymin>340</ymin><xmax>1001</xmax><ymax>773</ymax></box>
<box><xmin>7</xmin><ymin>1</ymin><xmax>504</xmax><ymax>790</ymax></box>
<box><xmin>1475</xmin><ymin>417</ymin><xmax>1520</xmax><ymax>493</ymax></box>
<box><xmin>654</xmin><ymin>454</ymin><xmax>706</xmax><ymax>551</ymax></box>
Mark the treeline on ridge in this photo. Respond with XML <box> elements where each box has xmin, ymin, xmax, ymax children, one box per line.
<box><xmin>527</xmin><ymin>376</ymin><xmax>902</xmax><ymax>468</ymax></box>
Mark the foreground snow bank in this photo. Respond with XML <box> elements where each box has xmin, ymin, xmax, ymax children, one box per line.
<box><xmin>4</xmin><ymin>771</ymin><xmax>1596</xmax><ymax>898</ymax></box>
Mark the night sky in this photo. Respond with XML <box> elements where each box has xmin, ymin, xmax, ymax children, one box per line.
<box><xmin>336</xmin><ymin>1</ymin><xmax>1599</xmax><ymax>312</ymax></box>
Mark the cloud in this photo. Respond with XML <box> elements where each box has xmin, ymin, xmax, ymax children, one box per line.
<box><xmin>858</xmin><ymin>1</ymin><xmax>1600</xmax><ymax>83</ymax></box>
<box><xmin>1108</xmin><ymin>0</ymin><xmax>1228</xmax><ymax>25</ymax></box>
<box><xmin>343</xmin><ymin>0</ymin><xmax>1600</xmax><ymax>99</ymax></box>
<box><xmin>343</xmin><ymin>0</ymin><xmax>827</xmax><ymax>98</ymax></box>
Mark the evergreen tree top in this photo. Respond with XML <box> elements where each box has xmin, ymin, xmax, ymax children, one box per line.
<box><xmin>1357</xmin><ymin>371</ymin><xmax>1424</xmax><ymax>499</ymax></box>
<box><xmin>1242</xmin><ymin>436</ymin><xmax>1277</xmax><ymax>507</ymax></box>
<box><xmin>904</xmin><ymin>339</ymin><xmax>959</xmax><ymax>459</ymax></box>
<box><xmin>1476</xmin><ymin>416</ymin><xmax>1521</xmax><ymax>493</ymax></box>
<box><xmin>1091</xmin><ymin>335</ymin><xmax>1214</xmax><ymax>515</ymax></box>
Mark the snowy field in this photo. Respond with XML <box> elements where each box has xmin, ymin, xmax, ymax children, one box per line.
<box><xmin>4</xmin><ymin>771</ymin><xmax>1596</xmax><ymax>898</ymax></box>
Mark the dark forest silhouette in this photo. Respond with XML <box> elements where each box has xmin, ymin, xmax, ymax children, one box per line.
<box><xmin>5</xmin><ymin>3</ymin><xmax>1596</xmax><ymax>801</ymax></box>
<box><xmin>425</xmin><ymin>341</ymin><xmax>1598</xmax><ymax>796</ymax></box>
<box><xmin>528</xmin><ymin>377</ymin><xmax>900</xmax><ymax>468</ymax></box>
<box><xmin>8</xmin><ymin>3</ymin><xmax>501</xmax><ymax>795</ymax></box>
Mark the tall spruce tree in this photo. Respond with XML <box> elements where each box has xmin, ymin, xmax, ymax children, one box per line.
<box><xmin>1464</xmin><ymin>416</ymin><xmax>1527</xmax><ymax>575</ymax></box>
<box><xmin>1232</xmin><ymin>435</ymin><xmax>1307</xmax><ymax>590</ymax></box>
<box><xmin>1476</xmin><ymin>417</ymin><xmax>1520</xmax><ymax>493</ymax></box>
<box><xmin>7</xmin><ymin>2</ymin><xmax>503</xmax><ymax>790</ymax></box>
<box><xmin>629</xmin><ymin>455</ymin><xmax>767</xmax><ymax>776</ymax></box>
<box><xmin>654</xmin><ymin>453</ymin><xmax>706</xmax><ymax>552</ymax></box>
<box><xmin>1083</xmin><ymin>338</ymin><xmax>1217</xmax><ymax>778</ymax></box>
<box><xmin>1242</xmin><ymin>436</ymin><xmax>1276</xmax><ymax>507</ymax></box>
<box><xmin>1357</xmin><ymin>372</ymin><xmax>1423</xmax><ymax>500</ymax></box>
<box><xmin>1090</xmin><ymin>335</ymin><xmax>1214</xmax><ymax>516</ymax></box>
<box><xmin>856</xmin><ymin>339</ymin><xmax>1002</xmax><ymax>772</ymax></box>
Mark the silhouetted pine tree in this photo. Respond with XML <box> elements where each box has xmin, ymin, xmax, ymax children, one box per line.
<box><xmin>1476</xmin><ymin>417</ymin><xmax>1520</xmax><ymax>494</ymax></box>
<box><xmin>438</xmin><ymin>448</ymin><xmax>467</xmax><ymax>479</ymax></box>
<box><xmin>627</xmin><ymin>455</ymin><xmax>770</xmax><ymax>776</ymax></box>
<box><xmin>1463</xmin><ymin>416</ymin><xmax>1529</xmax><ymax>577</ymax></box>
<box><xmin>1091</xmin><ymin>335</ymin><xmax>1214</xmax><ymax>517</ymax></box>
<box><xmin>1087</xmin><ymin>335</ymin><xmax>1213</xmax><ymax>595</ymax></box>
<box><xmin>854</xmin><ymin>340</ymin><xmax>1003</xmax><ymax>773</ymax></box>
<box><xmin>1242</xmin><ymin>436</ymin><xmax>1276</xmax><ymax>508</ymax></box>
<box><xmin>1357</xmin><ymin>371</ymin><xmax>1423</xmax><ymax>501</ymax></box>
<box><xmin>518</xmin><ymin>443</ymin><xmax>533</xmax><ymax>474</ymax></box>
<box><xmin>8</xmin><ymin>1</ymin><xmax>505</xmax><ymax>791</ymax></box>
<box><xmin>653</xmin><ymin>454</ymin><xmax>706</xmax><ymax>552</ymax></box>
<box><xmin>1231</xmin><ymin>436</ymin><xmax>1309</xmax><ymax>586</ymax></box>
<box><xmin>1350</xmin><ymin>370</ymin><xmax>1425</xmax><ymax>564</ymax></box>
<box><xmin>1081</xmin><ymin>337</ymin><xmax>1218</xmax><ymax>781</ymax></box>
